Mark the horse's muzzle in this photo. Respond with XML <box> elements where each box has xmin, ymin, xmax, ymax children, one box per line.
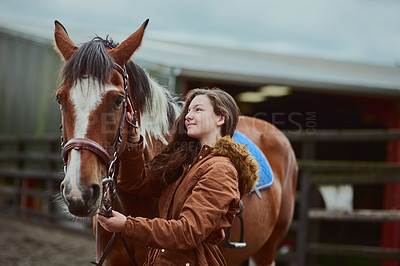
<box><xmin>61</xmin><ymin>182</ymin><xmax>101</xmax><ymax>217</ymax></box>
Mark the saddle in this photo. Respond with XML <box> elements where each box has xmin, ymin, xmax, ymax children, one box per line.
<box><xmin>232</xmin><ymin>131</ymin><xmax>274</xmax><ymax>193</ymax></box>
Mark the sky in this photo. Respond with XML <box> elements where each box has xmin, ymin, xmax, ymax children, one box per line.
<box><xmin>0</xmin><ymin>0</ymin><xmax>399</xmax><ymax>67</ymax></box>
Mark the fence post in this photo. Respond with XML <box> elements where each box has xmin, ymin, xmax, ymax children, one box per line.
<box><xmin>296</xmin><ymin>140</ymin><xmax>315</xmax><ymax>266</ymax></box>
<box><xmin>297</xmin><ymin>169</ymin><xmax>311</xmax><ymax>266</ymax></box>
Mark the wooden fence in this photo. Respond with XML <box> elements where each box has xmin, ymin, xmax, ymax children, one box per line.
<box><xmin>0</xmin><ymin>136</ymin><xmax>65</xmax><ymax>222</ymax></box>
<box><xmin>285</xmin><ymin>129</ymin><xmax>400</xmax><ymax>266</ymax></box>
<box><xmin>1</xmin><ymin>130</ymin><xmax>400</xmax><ymax>265</ymax></box>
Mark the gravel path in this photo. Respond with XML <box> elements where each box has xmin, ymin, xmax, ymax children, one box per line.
<box><xmin>0</xmin><ymin>214</ymin><xmax>96</xmax><ymax>266</ymax></box>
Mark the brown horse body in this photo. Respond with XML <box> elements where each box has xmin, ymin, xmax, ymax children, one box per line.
<box><xmin>222</xmin><ymin>117</ymin><xmax>298</xmax><ymax>265</ymax></box>
<box><xmin>54</xmin><ymin>20</ymin><xmax>297</xmax><ymax>266</ymax></box>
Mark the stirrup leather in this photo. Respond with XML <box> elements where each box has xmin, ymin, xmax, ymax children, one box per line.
<box><xmin>222</xmin><ymin>200</ymin><xmax>246</xmax><ymax>248</ymax></box>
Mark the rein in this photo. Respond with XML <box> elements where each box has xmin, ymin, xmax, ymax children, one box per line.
<box><xmin>60</xmin><ymin>63</ymin><xmax>138</xmax><ymax>266</ymax></box>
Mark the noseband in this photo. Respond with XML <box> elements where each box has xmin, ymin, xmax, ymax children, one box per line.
<box><xmin>61</xmin><ymin>62</ymin><xmax>137</xmax><ymax>217</ymax></box>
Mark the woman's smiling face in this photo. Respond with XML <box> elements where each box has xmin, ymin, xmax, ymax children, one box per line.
<box><xmin>185</xmin><ymin>95</ymin><xmax>225</xmax><ymax>146</ymax></box>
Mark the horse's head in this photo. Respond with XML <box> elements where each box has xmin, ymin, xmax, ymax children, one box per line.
<box><xmin>54</xmin><ymin>20</ymin><xmax>148</xmax><ymax>217</ymax></box>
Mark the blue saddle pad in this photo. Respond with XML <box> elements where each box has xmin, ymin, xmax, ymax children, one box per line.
<box><xmin>233</xmin><ymin>131</ymin><xmax>274</xmax><ymax>192</ymax></box>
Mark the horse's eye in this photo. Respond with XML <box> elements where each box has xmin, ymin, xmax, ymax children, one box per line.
<box><xmin>56</xmin><ymin>96</ymin><xmax>63</xmax><ymax>110</ymax></box>
<box><xmin>114</xmin><ymin>96</ymin><xmax>124</xmax><ymax>109</ymax></box>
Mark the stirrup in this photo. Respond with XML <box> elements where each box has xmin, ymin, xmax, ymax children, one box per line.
<box><xmin>222</xmin><ymin>200</ymin><xmax>246</xmax><ymax>248</ymax></box>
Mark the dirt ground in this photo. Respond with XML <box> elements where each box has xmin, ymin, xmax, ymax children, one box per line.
<box><xmin>0</xmin><ymin>214</ymin><xmax>96</xmax><ymax>266</ymax></box>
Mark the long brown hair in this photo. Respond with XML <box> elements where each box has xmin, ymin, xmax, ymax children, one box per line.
<box><xmin>151</xmin><ymin>87</ymin><xmax>240</xmax><ymax>184</ymax></box>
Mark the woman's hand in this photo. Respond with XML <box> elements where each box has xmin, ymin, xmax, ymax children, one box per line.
<box><xmin>97</xmin><ymin>210</ymin><xmax>127</xmax><ymax>233</ymax></box>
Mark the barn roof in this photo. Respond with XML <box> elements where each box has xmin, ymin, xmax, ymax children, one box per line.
<box><xmin>138</xmin><ymin>38</ymin><xmax>400</xmax><ymax>96</ymax></box>
<box><xmin>2</xmin><ymin>20</ymin><xmax>399</xmax><ymax>96</ymax></box>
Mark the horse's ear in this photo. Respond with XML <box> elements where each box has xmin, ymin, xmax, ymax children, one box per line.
<box><xmin>109</xmin><ymin>19</ymin><xmax>149</xmax><ymax>66</ymax></box>
<box><xmin>54</xmin><ymin>20</ymin><xmax>78</xmax><ymax>61</ymax></box>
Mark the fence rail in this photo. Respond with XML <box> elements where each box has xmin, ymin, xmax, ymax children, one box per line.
<box><xmin>308</xmin><ymin>209</ymin><xmax>400</xmax><ymax>222</ymax></box>
<box><xmin>286</xmin><ymin>128</ymin><xmax>400</xmax><ymax>142</ymax></box>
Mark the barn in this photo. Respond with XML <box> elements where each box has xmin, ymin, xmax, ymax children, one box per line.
<box><xmin>1</xmin><ymin>21</ymin><xmax>400</xmax><ymax>266</ymax></box>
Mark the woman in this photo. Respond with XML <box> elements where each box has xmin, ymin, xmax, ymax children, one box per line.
<box><xmin>98</xmin><ymin>87</ymin><xmax>259</xmax><ymax>265</ymax></box>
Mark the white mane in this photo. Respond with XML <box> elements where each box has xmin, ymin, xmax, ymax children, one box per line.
<box><xmin>140</xmin><ymin>73</ymin><xmax>180</xmax><ymax>146</ymax></box>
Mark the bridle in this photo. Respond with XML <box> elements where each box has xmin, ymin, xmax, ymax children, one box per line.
<box><xmin>61</xmin><ymin>63</ymin><xmax>137</xmax><ymax>216</ymax></box>
<box><xmin>60</xmin><ymin>63</ymin><xmax>138</xmax><ymax>266</ymax></box>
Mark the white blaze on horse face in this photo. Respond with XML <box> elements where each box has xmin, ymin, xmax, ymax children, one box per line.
<box><xmin>70</xmin><ymin>78</ymin><xmax>119</xmax><ymax>138</ymax></box>
<box><xmin>66</xmin><ymin>78</ymin><xmax>118</xmax><ymax>194</ymax></box>
<box><xmin>71</xmin><ymin>79</ymin><xmax>107</xmax><ymax>138</ymax></box>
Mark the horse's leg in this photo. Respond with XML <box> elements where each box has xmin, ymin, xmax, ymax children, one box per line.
<box><xmin>248</xmin><ymin>184</ymin><xmax>282</xmax><ymax>265</ymax></box>
<box><xmin>251</xmin><ymin>202</ymin><xmax>292</xmax><ymax>265</ymax></box>
<box><xmin>252</xmin><ymin>153</ymin><xmax>297</xmax><ymax>266</ymax></box>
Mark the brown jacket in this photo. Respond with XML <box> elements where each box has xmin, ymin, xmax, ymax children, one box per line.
<box><xmin>118</xmin><ymin>136</ymin><xmax>258</xmax><ymax>265</ymax></box>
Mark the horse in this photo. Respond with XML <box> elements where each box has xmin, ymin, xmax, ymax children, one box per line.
<box><xmin>54</xmin><ymin>20</ymin><xmax>298</xmax><ymax>266</ymax></box>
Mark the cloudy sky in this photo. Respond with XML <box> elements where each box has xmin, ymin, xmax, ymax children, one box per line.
<box><xmin>1</xmin><ymin>0</ymin><xmax>399</xmax><ymax>66</ymax></box>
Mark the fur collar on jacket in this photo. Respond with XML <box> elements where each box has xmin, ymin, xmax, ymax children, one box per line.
<box><xmin>213</xmin><ymin>135</ymin><xmax>259</xmax><ymax>196</ymax></box>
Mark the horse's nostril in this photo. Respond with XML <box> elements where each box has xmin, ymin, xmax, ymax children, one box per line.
<box><xmin>91</xmin><ymin>184</ymin><xmax>100</xmax><ymax>201</ymax></box>
<box><xmin>60</xmin><ymin>182</ymin><xmax>70</xmax><ymax>205</ymax></box>
<box><xmin>83</xmin><ymin>184</ymin><xmax>100</xmax><ymax>206</ymax></box>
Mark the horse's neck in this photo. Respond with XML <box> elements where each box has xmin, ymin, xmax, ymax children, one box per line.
<box><xmin>142</xmin><ymin>133</ymin><xmax>172</xmax><ymax>163</ymax></box>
